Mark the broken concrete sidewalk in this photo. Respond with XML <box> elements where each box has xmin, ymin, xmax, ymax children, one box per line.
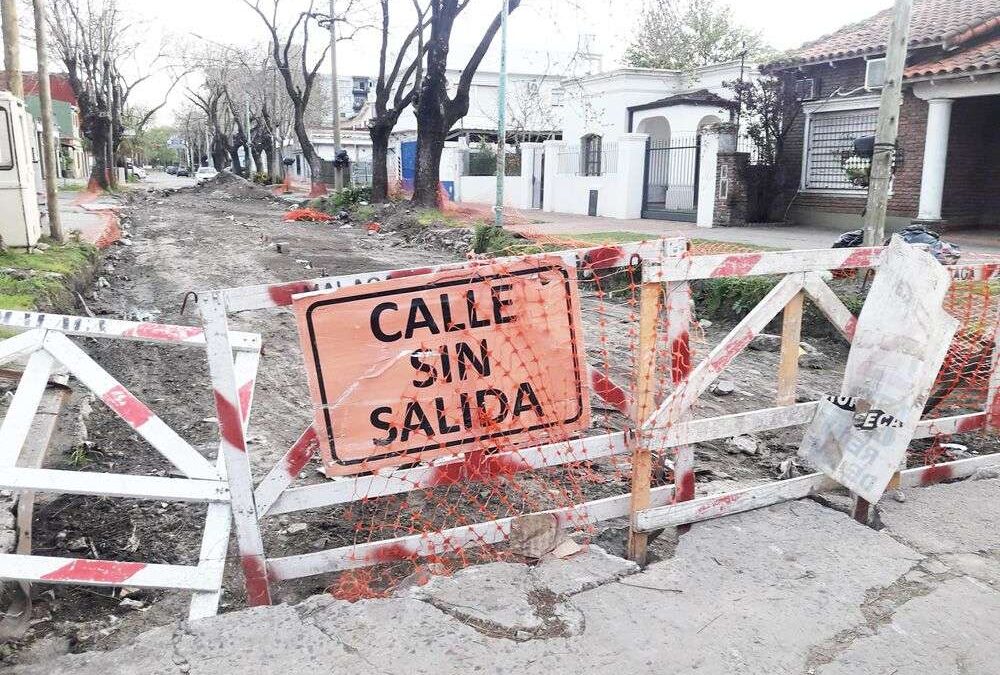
<box><xmin>15</xmin><ymin>476</ymin><xmax>1000</xmax><ymax>674</ymax></box>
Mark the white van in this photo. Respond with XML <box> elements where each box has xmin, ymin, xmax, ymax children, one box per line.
<box><xmin>0</xmin><ymin>92</ymin><xmax>41</xmax><ymax>248</ymax></box>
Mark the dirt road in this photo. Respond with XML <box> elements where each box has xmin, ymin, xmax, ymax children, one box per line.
<box><xmin>17</xmin><ymin>178</ymin><xmax>989</xmax><ymax>665</ymax></box>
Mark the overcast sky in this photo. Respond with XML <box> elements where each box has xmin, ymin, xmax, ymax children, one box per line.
<box><xmin>100</xmin><ymin>0</ymin><xmax>888</xmax><ymax>122</ymax></box>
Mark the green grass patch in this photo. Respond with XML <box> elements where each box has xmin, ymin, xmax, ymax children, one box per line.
<box><xmin>0</xmin><ymin>239</ymin><xmax>96</xmax><ymax>275</ymax></box>
<box><xmin>0</xmin><ymin>239</ymin><xmax>97</xmax><ymax>312</ymax></box>
<box><xmin>58</xmin><ymin>180</ymin><xmax>88</xmax><ymax>192</ymax></box>
<box><xmin>571</xmin><ymin>231</ymin><xmax>651</xmax><ymax>244</ymax></box>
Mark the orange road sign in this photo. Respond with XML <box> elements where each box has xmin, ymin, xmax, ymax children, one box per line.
<box><xmin>293</xmin><ymin>257</ymin><xmax>590</xmax><ymax>476</ymax></box>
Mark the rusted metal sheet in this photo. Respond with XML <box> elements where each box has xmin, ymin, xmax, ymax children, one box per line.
<box><xmin>798</xmin><ymin>237</ymin><xmax>959</xmax><ymax>503</ymax></box>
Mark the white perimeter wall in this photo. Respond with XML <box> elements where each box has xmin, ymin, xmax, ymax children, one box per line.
<box><xmin>541</xmin><ymin>133</ymin><xmax>647</xmax><ymax>219</ymax></box>
<box><xmin>456</xmin><ymin>175</ymin><xmax>527</xmax><ymax>208</ymax></box>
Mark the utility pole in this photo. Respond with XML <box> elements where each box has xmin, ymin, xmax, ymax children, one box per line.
<box><xmin>862</xmin><ymin>0</ymin><xmax>912</xmax><ymax>246</ymax></box>
<box><xmin>494</xmin><ymin>0</ymin><xmax>509</xmax><ymax>229</ymax></box>
<box><xmin>328</xmin><ymin>0</ymin><xmax>343</xmax><ymax>189</ymax></box>
<box><xmin>33</xmin><ymin>0</ymin><xmax>61</xmax><ymax>241</ymax></box>
<box><xmin>1</xmin><ymin>0</ymin><xmax>21</xmax><ymax>97</ymax></box>
<box><xmin>245</xmin><ymin>98</ymin><xmax>252</xmax><ymax>177</ymax></box>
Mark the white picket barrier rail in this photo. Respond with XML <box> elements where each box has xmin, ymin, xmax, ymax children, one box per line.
<box><xmin>0</xmin><ymin>311</ymin><xmax>262</xmax><ymax>619</ymax></box>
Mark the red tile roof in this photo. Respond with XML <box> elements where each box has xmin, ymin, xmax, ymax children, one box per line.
<box><xmin>769</xmin><ymin>0</ymin><xmax>1000</xmax><ymax>67</ymax></box>
<box><xmin>904</xmin><ymin>32</ymin><xmax>1000</xmax><ymax>77</ymax></box>
<box><xmin>0</xmin><ymin>72</ymin><xmax>78</xmax><ymax>106</ymax></box>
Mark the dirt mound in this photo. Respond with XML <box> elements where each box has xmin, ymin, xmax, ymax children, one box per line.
<box><xmin>193</xmin><ymin>171</ymin><xmax>275</xmax><ymax>201</ymax></box>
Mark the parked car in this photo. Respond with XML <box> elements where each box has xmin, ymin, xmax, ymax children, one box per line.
<box><xmin>176</xmin><ymin>166</ymin><xmax>192</xmax><ymax>177</ymax></box>
<box><xmin>195</xmin><ymin>166</ymin><xmax>219</xmax><ymax>183</ymax></box>
<box><xmin>166</xmin><ymin>165</ymin><xmax>178</xmax><ymax>175</ymax></box>
<box><xmin>133</xmin><ymin>167</ymin><xmax>147</xmax><ymax>180</ymax></box>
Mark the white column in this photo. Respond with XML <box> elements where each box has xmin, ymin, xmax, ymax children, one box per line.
<box><xmin>541</xmin><ymin>140</ymin><xmax>563</xmax><ymax>212</ymax></box>
<box><xmin>615</xmin><ymin>133</ymin><xmax>649</xmax><ymax>219</ymax></box>
<box><xmin>917</xmin><ymin>98</ymin><xmax>953</xmax><ymax>221</ymax></box>
<box><xmin>696</xmin><ymin>131</ymin><xmax>720</xmax><ymax>228</ymax></box>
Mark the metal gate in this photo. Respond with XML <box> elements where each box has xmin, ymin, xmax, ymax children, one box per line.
<box><xmin>642</xmin><ymin>135</ymin><xmax>700</xmax><ymax>222</ymax></box>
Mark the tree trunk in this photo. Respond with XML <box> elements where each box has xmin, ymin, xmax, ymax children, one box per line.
<box><xmin>228</xmin><ymin>147</ymin><xmax>243</xmax><ymax>176</ymax></box>
<box><xmin>89</xmin><ymin>124</ymin><xmax>111</xmax><ymax>190</ymax></box>
<box><xmin>293</xmin><ymin>115</ymin><xmax>326</xmax><ymax>196</ymax></box>
<box><xmin>413</xmin><ymin>124</ymin><xmax>445</xmax><ymax>207</ymax></box>
<box><xmin>370</xmin><ymin>123</ymin><xmax>391</xmax><ymax>202</ymax></box>
<box><xmin>251</xmin><ymin>149</ymin><xmax>264</xmax><ymax>178</ymax></box>
<box><xmin>263</xmin><ymin>143</ymin><xmax>276</xmax><ymax>184</ymax></box>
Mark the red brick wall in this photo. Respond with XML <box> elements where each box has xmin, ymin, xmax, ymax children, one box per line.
<box><xmin>775</xmin><ymin>59</ymin><xmax>927</xmax><ymax>222</ymax></box>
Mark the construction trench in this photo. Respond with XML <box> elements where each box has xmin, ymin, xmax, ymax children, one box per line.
<box><xmin>1</xmin><ymin>175</ymin><xmax>999</xmax><ymax>671</ymax></box>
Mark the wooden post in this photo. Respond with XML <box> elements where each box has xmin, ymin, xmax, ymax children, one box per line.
<box><xmin>777</xmin><ymin>291</ymin><xmax>804</xmax><ymax>406</ymax></box>
<box><xmin>627</xmin><ymin>281</ymin><xmax>661</xmax><ymax>565</ymax></box>
<box><xmin>862</xmin><ymin>0</ymin><xmax>913</xmax><ymax>246</ymax></box>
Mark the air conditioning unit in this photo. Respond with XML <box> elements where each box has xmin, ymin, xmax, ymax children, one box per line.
<box><xmin>865</xmin><ymin>58</ymin><xmax>887</xmax><ymax>89</ymax></box>
<box><xmin>794</xmin><ymin>78</ymin><xmax>817</xmax><ymax>101</ymax></box>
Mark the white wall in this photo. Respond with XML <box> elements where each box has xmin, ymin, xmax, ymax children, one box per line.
<box><xmin>557</xmin><ymin>61</ymin><xmax>754</xmax><ymax>141</ymax></box>
<box><xmin>541</xmin><ymin>133</ymin><xmax>647</xmax><ymax>219</ymax></box>
<box><xmin>456</xmin><ymin>175</ymin><xmax>527</xmax><ymax>208</ymax></box>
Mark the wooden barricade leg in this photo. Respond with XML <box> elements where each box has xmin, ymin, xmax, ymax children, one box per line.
<box><xmin>777</xmin><ymin>291</ymin><xmax>804</xmax><ymax>406</ymax></box>
<box><xmin>665</xmin><ymin>282</ymin><xmax>695</xmax><ymax>504</ymax></box>
<box><xmin>200</xmin><ymin>292</ymin><xmax>272</xmax><ymax>606</ymax></box>
<box><xmin>628</xmin><ymin>282</ymin><xmax>661</xmax><ymax>565</ymax></box>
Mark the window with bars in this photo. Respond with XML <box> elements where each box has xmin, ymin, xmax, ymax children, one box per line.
<box><xmin>581</xmin><ymin>134</ymin><xmax>602</xmax><ymax>176</ymax></box>
<box><xmin>804</xmin><ymin>108</ymin><xmax>878</xmax><ymax>191</ymax></box>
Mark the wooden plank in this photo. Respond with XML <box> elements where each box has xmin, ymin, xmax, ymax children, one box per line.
<box><xmin>663</xmin><ymin>281</ymin><xmax>696</xmax><ymax>504</ymax></box>
<box><xmin>0</xmin><ymin>468</ymin><xmax>229</xmax><ymax>502</ymax></box>
<box><xmin>223</xmin><ymin>238</ymin><xmax>687</xmax><ymax>312</ymax></box>
<box><xmin>777</xmin><ymin>291</ymin><xmax>804</xmax><ymax>406</ymax></box>
<box><xmin>0</xmin><ymin>328</ymin><xmax>44</xmax><ymax>367</ymax></box>
<box><xmin>627</xmin><ymin>282</ymin><xmax>660</xmax><ymax>565</ymax></box>
<box><xmin>986</xmin><ymin>310</ymin><xmax>1000</xmax><ymax>433</ymax></box>
<box><xmin>0</xmin><ymin>310</ymin><xmax>260</xmax><ymax>352</ymax></box>
<box><xmin>0</xmin><ymin>554</ymin><xmax>217</xmax><ymax>591</ymax></box>
<box><xmin>802</xmin><ymin>272</ymin><xmax>858</xmax><ymax>342</ymax></box>
<box><xmin>0</xmin><ymin>350</ymin><xmax>54</xmax><ymax>465</ymax></box>
<box><xmin>635</xmin><ymin>473</ymin><xmax>841</xmax><ymax>532</ymax></box>
<box><xmin>261</xmin><ymin>405</ymin><xmax>984</xmax><ymax>519</ymax></box>
<box><xmin>643</xmin><ymin>274</ymin><xmax>805</xmax><ymax>435</ymax></box>
<box><xmin>199</xmin><ymin>292</ymin><xmax>272</xmax><ymax>606</ymax></box>
<box><xmin>189</xmin><ymin>348</ymin><xmax>259</xmax><ymax>620</ymax></box>
<box><xmin>43</xmin><ymin>332</ymin><xmax>217</xmax><ymax>481</ymax></box>
<box><xmin>267</xmin><ymin>484</ymin><xmax>676</xmax><ymax>581</ymax></box>
<box><xmin>636</xmin><ymin>412</ymin><xmax>991</xmax><ymax>532</ymax></box>
<box><xmin>646</xmin><ymin>248</ymin><xmax>883</xmax><ymax>282</ymax></box>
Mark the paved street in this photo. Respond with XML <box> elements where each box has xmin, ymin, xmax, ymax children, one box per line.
<box><xmin>15</xmin><ymin>473</ymin><xmax>1000</xmax><ymax>675</ymax></box>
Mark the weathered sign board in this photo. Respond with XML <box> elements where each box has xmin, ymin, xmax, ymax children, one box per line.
<box><xmin>798</xmin><ymin>237</ymin><xmax>958</xmax><ymax>503</ymax></box>
<box><xmin>293</xmin><ymin>256</ymin><xmax>590</xmax><ymax>476</ymax></box>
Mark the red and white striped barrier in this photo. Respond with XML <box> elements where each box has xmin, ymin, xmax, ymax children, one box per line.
<box><xmin>646</xmin><ymin>246</ymin><xmax>883</xmax><ymax>282</ymax></box>
<box><xmin>195</xmin><ymin>240</ymin><xmax>1000</xmax><ymax>603</ymax></box>
<box><xmin>0</xmin><ymin>312</ymin><xmax>259</xmax><ymax>620</ymax></box>
<box><xmin>216</xmin><ymin>238</ymin><xmax>687</xmax><ymax>312</ymax></box>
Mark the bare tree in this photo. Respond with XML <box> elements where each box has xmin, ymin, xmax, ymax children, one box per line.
<box><xmin>411</xmin><ymin>0</ymin><xmax>521</xmax><ymax>207</ymax></box>
<box><xmin>48</xmin><ymin>0</ymin><xmax>182</xmax><ymax>188</ymax></box>
<box><xmin>241</xmin><ymin>0</ymin><xmax>365</xmax><ymax>193</ymax></box>
<box><xmin>367</xmin><ymin>0</ymin><xmax>433</xmax><ymax>202</ymax></box>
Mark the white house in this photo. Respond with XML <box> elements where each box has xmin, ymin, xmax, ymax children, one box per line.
<box><xmin>492</xmin><ymin>60</ymin><xmax>759</xmax><ymax>221</ymax></box>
